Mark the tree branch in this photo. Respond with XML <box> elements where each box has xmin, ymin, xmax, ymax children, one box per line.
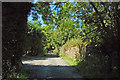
<box><xmin>88</xmin><ymin>1</ymin><xmax>107</xmax><ymax>32</ymax></box>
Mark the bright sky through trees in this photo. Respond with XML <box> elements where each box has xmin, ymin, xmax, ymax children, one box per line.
<box><xmin>28</xmin><ymin>0</ymin><xmax>77</xmax><ymax>27</ymax></box>
<box><xmin>28</xmin><ymin>1</ymin><xmax>55</xmax><ymax>27</ymax></box>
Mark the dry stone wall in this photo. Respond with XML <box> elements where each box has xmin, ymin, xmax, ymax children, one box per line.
<box><xmin>63</xmin><ymin>45</ymin><xmax>86</xmax><ymax>59</ymax></box>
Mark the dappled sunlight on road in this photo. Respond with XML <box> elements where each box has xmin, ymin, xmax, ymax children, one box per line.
<box><xmin>22</xmin><ymin>56</ymin><xmax>70</xmax><ymax>66</ymax></box>
<box><xmin>22</xmin><ymin>54</ymin><xmax>82</xmax><ymax>78</ymax></box>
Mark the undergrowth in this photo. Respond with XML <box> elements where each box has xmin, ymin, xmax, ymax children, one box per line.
<box><xmin>9</xmin><ymin>68</ymin><xmax>29</xmax><ymax>79</ymax></box>
<box><xmin>53</xmin><ymin>49</ymin><xmax>59</xmax><ymax>56</ymax></box>
<box><xmin>76</xmin><ymin>54</ymin><xmax>102</xmax><ymax>78</ymax></box>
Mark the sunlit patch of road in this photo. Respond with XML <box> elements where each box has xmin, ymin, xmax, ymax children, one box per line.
<box><xmin>22</xmin><ymin>53</ymin><xmax>82</xmax><ymax>79</ymax></box>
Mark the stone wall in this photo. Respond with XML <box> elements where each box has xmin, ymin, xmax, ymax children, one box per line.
<box><xmin>64</xmin><ymin>45</ymin><xmax>86</xmax><ymax>59</ymax></box>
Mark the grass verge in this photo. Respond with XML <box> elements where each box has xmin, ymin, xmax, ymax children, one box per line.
<box><xmin>60</xmin><ymin>54</ymin><xmax>80</xmax><ymax>66</ymax></box>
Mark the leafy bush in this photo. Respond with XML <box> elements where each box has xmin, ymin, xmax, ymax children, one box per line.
<box><xmin>53</xmin><ymin>49</ymin><xmax>59</xmax><ymax>56</ymax></box>
<box><xmin>76</xmin><ymin>54</ymin><xmax>102</xmax><ymax>78</ymax></box>
<box><xmin>76</xmin><ymin>53</ymin><xmax>119</xmax><ymax>78</ymax></box>
<box><xmin>10</xmin><ymin>72</ymin><xmax>29</xmax><ymax>79</ymax></box>
<box><xmin>24</xmin><ymin>23</ymin><xmax>46</xmax><ymax>56</ymax></box>
<box><xmin>62</xmin><ymin>38</ymin><xmax>83</xmax><ymax>49</ymax></box>
<box><xmin>43</xmin><ymin>49</ymin><xmax>48</xmax><ymax>56</ymax></box>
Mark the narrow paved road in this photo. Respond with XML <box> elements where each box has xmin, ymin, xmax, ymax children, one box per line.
<box><xmin>22</xmin><ymin>53</ymin><xmax>83</xmax><ymax>79</ymax></box>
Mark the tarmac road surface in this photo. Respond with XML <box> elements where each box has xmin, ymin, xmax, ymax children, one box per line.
<box><xmin>22</xmin><ymin>53</ymin><xmax>83</xmax><ymax>79</ymax></box>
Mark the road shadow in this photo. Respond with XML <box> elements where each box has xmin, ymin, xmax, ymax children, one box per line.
<box><xmin>22</xmin><ymin>53</ymin><xmax>87</xmax><ymax>79</ymax></box>
<box><xmin>23</xmin><ymin>64</ymin><xmax>84</xmax><ymax>79</ymax></box>
<box><xmin>24</xmin><ymin>64</ymin><xmax>74</xmax><ymax>68</ymax></box>
<box><xmin>22</xmin><ymin>53</ymin><xmax>58</xmax><ymax>61</ymax></box>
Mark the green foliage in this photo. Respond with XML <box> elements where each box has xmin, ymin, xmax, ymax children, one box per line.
<box><xmin>76</xmin><ymin>54</ymin><xmax>102</xmax><ymax>78</ymax></box>
<box><xmin>60</xmin><ymin>54</ymin><xmax>80</xmax><ymax>66</ymax></box>
<box><xmin>43</xmin><ymin>49</ymin><xmax>48</xmax><ymax>56</ymax></box>
<box><xmin>77</xmin><ymin>53</ymin><xmax>119</xmax><ymax>78</ymax></box>
<box><xmin>53</xmin><ymin>49</ymin><xmax>59</xmax><ymax>56</ymax></box>
<box><xmin>3</xmin><ymin>2</ymin><xmax>119</xmax><ymax>79</ymax></box>
<box><xmin>39</xmin><ymin>2</ymin><xmax>119</xmax><ymax>78</ymax></box>
<box><xmin>33</xmin><ymin>2</ymin><xmax>85</xmax><ymax>52</ymax></box>
<box><xmin>21</xmin><ymin>2</ymin><xmax>119</xmax><ymax>78</ymax></box>
<box><xmin>24</xmin><ymin>22</ymin><xmax>46</xmax><ymax>56</ymax></box>
<box><xmin>8</xmin><ymin>68</ymin><xmax>29</xmax><ymax>79</ymax></box>
<box><xmin>62</xmin><ymin>38</ymin><xmax>83</xmax><ymax>48</ymax></box>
